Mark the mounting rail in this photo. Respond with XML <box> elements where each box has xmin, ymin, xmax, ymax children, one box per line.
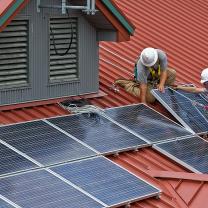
<box><xmin>37</xmin><ymin>0</ymin><xmax>97</xmax><ymax>15</ymax></box>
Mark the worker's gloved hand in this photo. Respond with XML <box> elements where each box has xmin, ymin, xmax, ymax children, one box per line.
<box><xmin>157</xmin><ymin>84</ymin><xmax>165</xmax><ymax>93</ymax></box>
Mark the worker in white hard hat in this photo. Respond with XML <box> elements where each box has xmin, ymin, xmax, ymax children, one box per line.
<box><xmin>174</xmin><ymin>68</ymin><xmax>208</xmax><ymax>110</ymax></box>
<box><xmin>115</xmin><ymin>47</ymin><xmax>176</xmax><ymax>104</ymax></box>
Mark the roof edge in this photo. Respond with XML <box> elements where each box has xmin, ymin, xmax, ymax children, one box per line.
<box><xmin>0</xmin><ymin>0</ymin><xmax>29</xmax><ymax>32</ymax></box>
<box><xmin>101</xmin><ymin>0</ymin><xmax>135</xmax><ymax>35</ymax></box>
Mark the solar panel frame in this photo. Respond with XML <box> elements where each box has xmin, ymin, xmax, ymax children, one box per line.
<box><xmin>0</xmin><ymin>142</ymin><xmax>38</xmax><ymax>177</ymax></box>
<box><xmin>51</xmin><ymin>156</ymin><xmax>161</xmax><ymax>207</ymax></box>
<box><xmin>0</xmin><ymin>196</ymin><xmax>19</xmax><ymax>208</ymax></box>
<box><xmin>200</xmin><ymin>92</ymin><xmax>208</xmax><ymax>102</ymax></box>
<box><xmin>47</xmin><ymin>113</ymin><xmax>149</xmax><ymax>155</ymax></box>
<box><xmin>153</xmin><ymin>135</ymin><xmax>208</xmax><ymax>173</ymax></box>
<box><xmin>151</xmin><ymin>88</ymin><xmax>208</xmax><ymax>134</ymax></box>
<box><xmin>104</xmin><ymin>103</ymin><xmax>193</xmax><ymax>144</ymax></box>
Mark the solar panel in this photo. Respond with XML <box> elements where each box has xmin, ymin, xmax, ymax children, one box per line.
<box><xmin>51</xmin><ymin>156</ymin><xmax>160</xmax><ymax>207</ymax></box>
<box><xmin>151</xmin><ymin>88</ymin><xmax>208</xmax><ymax>134</ymax></box>
<box><xmin>0</xmin><ymin>198</ymin><xmax>16</xmax><ymax>208</ymax></box>
<box><xmin>177</xmin><ymin>90</ymin><xmax>208</xmax><ymax>120</ymax></box>
<box><xmin>47</xmin><ymin>113</ymin><xmax>148</xmax><ymax>154</ymax></box>
<box><xmin>0</xmin><ymin>143</ymin><xmax>37</xmax><ymax>176</ymax></box>
<box><xmin>154</xmin><ymin>136</ymin><xmax>208</xmax><ymax>173</ymax></box>
<box><xmin>0</xmin><ymin>170</ymin><xmax>103</xmax><ymax>208</ymax></box>
<box><xmin>105</xmin><ymin>104</ymin><xmax>192</xmax><ymax>143</ymax></box>
<box><xmin>0</xmin><ymin>120</ymin><xmax>96</xmax><ymax>166</ymax></box>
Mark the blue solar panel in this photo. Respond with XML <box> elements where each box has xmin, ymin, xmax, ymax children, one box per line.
<box><xmin>48</xmin><ymin>113</ymin><xmax>148</xmax><ymax>154</ymax></box>
<box><xmin>105</xmin><ymin>104</ymin><xmax>192</xmax><ymax>143</ymax></box>
<box><xmin>154</xmin><ymin>136</ymin><xmax>208</xmax><ymax>173</ymax></box>
<box><xmin>177</xmin><ymin>90</ymin><xmax>208</xmax><ymax>120</ymax></box>
<box><xmin>0</xmin><ymin>199</ymin><xmax>15</xmax><ymax>208</ymax></box>
<box><xmin>0</xmin><ymin>170</ymin><xmax>103</xmax><ymax>208</ymax></box>
<box><xmin>151</xmin><ymin>88</ymin><xmax>208</xmax><ymax>134</ymax></box>
<box><xmin>0</xmin><ymin>120</ymin><xmax>96</xmax><ymax>166</ymax></box>
<box><xmin>0</xmin><ymin>143</ymin><xmax>37</xmax><ymax>176</ymax></box>
<box><xmin>51</xmin><ymin>156</ymin><xmax>160</xmax><ymax>207</ymax></box>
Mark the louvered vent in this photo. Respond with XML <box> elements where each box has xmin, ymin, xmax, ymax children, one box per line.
<box><xmin>0</xmin><ymin>19</ymin><xmax>28</xmax><ymax>87</ymax></box>
<box><xmin>50</xmin><ymin>17</ymin><xmax>78</xmax><ymax>82</ymax></box>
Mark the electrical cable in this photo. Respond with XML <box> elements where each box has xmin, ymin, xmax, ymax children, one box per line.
<box><xmin>50</xmin><ymin>8</ymin><xmax>74</xmax><ymax>56</ymax></box>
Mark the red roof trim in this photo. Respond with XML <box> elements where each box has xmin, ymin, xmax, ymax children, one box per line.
<box><xmin>0</xmin><ymin>0</ymin><xmax>13</xmax><ymax>17</ymax></box>
<box><xmin>149</xmin><ymin>170</ymin><xmax>208</xmax><ymax>182</ymax></box>
<box><xmin>0</xmin><ymin>0</ymin><xmax>29</xmax><ymax>32</ymax></box>
<box><xmin>0</xmin><ymin>91</ymin><xmax>106</xmax><ymax>111</ymax></box>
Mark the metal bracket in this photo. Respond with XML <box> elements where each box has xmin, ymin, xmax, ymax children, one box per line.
<box><xmin>37</xmin><ymin>0</ymin><xmax>98</xmax><ymax>15</ymax></box>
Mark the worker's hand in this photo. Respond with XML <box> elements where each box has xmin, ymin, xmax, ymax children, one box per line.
<box><xmin>157</xmin><ymin>84</ymin><xmax>165</xmax><ymax>93</ymax></box>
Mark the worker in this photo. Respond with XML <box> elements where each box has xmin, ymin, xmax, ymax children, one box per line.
<box><xmin>115</xmin><ymin>47</ymin><xmax>176</xmax><ymax>104</ymax></box>
<box><xmin>174</xmin><ymin>68</ymin><xmax>208</xmax><ymax>110</ymax></box>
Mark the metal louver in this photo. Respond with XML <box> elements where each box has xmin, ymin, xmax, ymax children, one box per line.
<box><xmin>50</xmin><ymin>17</ymin><xmax>78</xmax><ymax>82</ymax></box>
<box><xmin>0</xmin><ymin>20</ymin><xmax>29</xmax><ymax>87</ymax></box>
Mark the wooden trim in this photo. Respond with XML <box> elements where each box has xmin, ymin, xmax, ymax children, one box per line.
<box><xmin>96</xmin><ymin>0</ymin><xmax>130</xmax><ymax>42</ymax></box>
<box><xmin>0</xmin><ymin>0</ymin><xmax>29</xmax><ymax>32</ymax></box>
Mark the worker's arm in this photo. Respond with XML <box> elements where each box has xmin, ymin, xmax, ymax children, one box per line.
<box><xmin>175</xmin><ymin>85</ymin><xmax>205</xmax><ymax>93</ymax></box>
<box><xmin>140</xmin><ymin>83</ymin><xmax>147</xmax><ymax>103</ymax></box>
<box><xmin>158</xmin><ymin>70</ymin><xmax>167</xmax><ymax>92</ymax></box>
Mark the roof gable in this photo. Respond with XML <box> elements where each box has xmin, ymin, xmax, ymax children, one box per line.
<box><xmin>0</xmin><ymin>0</ymin><xmax>135</xmax><ymax>41</ymax></box>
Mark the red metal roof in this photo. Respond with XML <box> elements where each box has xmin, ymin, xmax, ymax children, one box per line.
<box><xmin>100</xmin><ymin>0</ymin><xmax>208</xmax><ymax>87</ymax></box>
<box><xmin>109</xmin><ymin>149</ymin><xmax>208</xmax><ymax>208</ymax></box>
<box><xmin>1</xmin><ymin>0</ymin><xmax>208</xmax><ymax>207</ymax></box>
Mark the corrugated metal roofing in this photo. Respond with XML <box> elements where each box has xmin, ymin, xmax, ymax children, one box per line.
<box><xmin>100</xmin><ymin>0</ymin><xmax>208</xmax><ymax>86</ymax></box>
<box><xmin>0</xmin><ymin>0</ymin><xmax>208</xmax><ymax>207</ymax></box>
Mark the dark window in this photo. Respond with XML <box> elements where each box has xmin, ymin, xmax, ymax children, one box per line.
<box><xmin>49</xmin><ymin>17</ymin><xmax>78</xmax><ymax>82</ymax></box>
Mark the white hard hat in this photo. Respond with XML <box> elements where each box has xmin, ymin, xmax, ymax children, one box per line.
<box><xmin>200</xmin><ymin>68</ymin><xmax>208</xmax><ymax>83</ymax></box>
<box><xmin>140</xmin><ymin>48</ymin><xmax>158</xmax><ymax>67</ymax></box>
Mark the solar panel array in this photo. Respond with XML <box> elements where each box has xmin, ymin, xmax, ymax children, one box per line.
<box><xmin>0</xmin><ymin>109</ymin><xmax>162</xmax><ymax>208</ymax></box>
<box><xmin>151</xmin><ymin>88</ymin><xmax>208</xmax><ymax>134</ymax></box>
<box><xmin>2</xmin><ymin>101</ymin><xmax>205</xmax><ymax>207</ymax></box>
<box><xmin>154</xmin><ymin>135</ymin><xmax>208</xmax><ymax>173</ymax></box>
<box><xmin>105</xmin><ymin>104</ymin><xmax>192</xmax><ymax>143</ymax></box>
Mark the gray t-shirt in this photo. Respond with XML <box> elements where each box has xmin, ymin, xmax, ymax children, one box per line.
<box><xmin>136</xmin><ymin>49</ymin><xmax>168</xmax><ymax>84</ymax></box>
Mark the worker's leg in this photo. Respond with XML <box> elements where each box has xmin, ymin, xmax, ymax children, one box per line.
<box><xmin>165</xmin><ymin>68</ymin><xmax>176</xmax><ymax>86</ymax></box>
<box><xmin>146</xmin><ymin>84</ymin><xmax>155</xmax><ymax>103</ymax></box>
<box><xmin>115</xmin><ymin>79</ymin><xmax>140</xmax><ymax>97</ymax></box>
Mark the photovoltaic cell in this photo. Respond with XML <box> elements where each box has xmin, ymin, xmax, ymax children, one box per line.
<box><xmin>0</xmin><ymin>143</ymin><xmax>37</xmax><ymax>176</ymax></box>
<box><xmin>154</xmin><ymin>136</ymin><xmax>208</xmax><ymax>173</ymax></box>
<box><xmin>105</xmin><ymin>104</ymin><xmax>192</xmax><ymax>143</ymax></box>
<box><xmin>0</xmin><ymin>170</ymin><xmax>103</xmax><ymax>208</ymax></box>
<box><xmin>0</xmin><ymin>199</ymin><xmax>15</xmax><ymax>208</ymax></box>
<box><xmin>151</xmin><ymin>88</ymin><xmax>208</xmax><ymax>134</ymax></box>
<box><xmin>51</xmin><ymin>157</ymin><xmax>160</xmax><ymax>207</ymax></box>
<box><xmin>48</xmin><ymin>113</ymin><xmax>148</xmax><ymax>154</ymax></box>
<box><xmin>0</xmin><ymin>120</ymin><xmax>96</xmax><ymax>166</ymax></box>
